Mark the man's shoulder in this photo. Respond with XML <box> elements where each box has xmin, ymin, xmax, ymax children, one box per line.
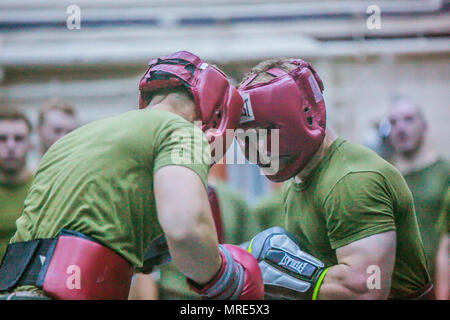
<box><xmin>404</xmin><ymin>157</ymin><xmax>449</xmax><ymax>184</ymax></box>
<box><xmin>319</xmin><ymin>138</ymin><xmax>400</xmax><ymax>192</ymax></box>
<box><xmin>104</xmin><ymin>109</ymin><xmax>203</xmax><ymax>148</ymax></box>
<box><xmin>282</xmin><ymin>139</ymin><xmax>401</xmax><ymax>202</ymax></box>
<box><xmin>432</xmin><ymin>157</ymin><xmax>449</xmax><ymax>174</ymax></box>
<box><xmin>115</xmin><ymin>109</ymin><xmax>191</xmax><ymax>129</ymax></box>
<box><xmin>334</xmin><ymin>138</ymin><xmax>393</xmax><ymax>171</ymax></box>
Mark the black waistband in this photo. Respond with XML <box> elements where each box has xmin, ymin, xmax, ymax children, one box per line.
<box><xmin>1</xmin><ymin>229</ymin><xmax>170</xmax><ymax>291</ymax></box>
<box><xmin>0</xmin><ymin>237</ymin><xmax>57</xmax><ymax>291</ymax></box>
<box><xmin>0</xmin><ymin>229</ymin><xmax>99</xmax><ymax>292</ymax></box>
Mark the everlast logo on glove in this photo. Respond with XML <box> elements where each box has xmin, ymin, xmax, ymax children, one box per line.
<box><xmin>247</xmin><ymin>227</ymin><xmax>328</xmax><ymax>300</ymax></box>
<box><xmin>276</xmin><ymin>252</ymin><xmax>316</xmax><ymax>279</ymax></box>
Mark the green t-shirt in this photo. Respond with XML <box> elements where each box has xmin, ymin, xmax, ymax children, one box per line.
<box><xmin>11</xmin><ymin>109</ymin><xmax>210</xmax><ymax>267</ymax></box>
<box><xmin>283</xmin><ymin>137</ymin><xmax>430</xmax><ymax>299</ymax></box>
<box><xmin>251</xmin><ymin>188</ymin><xmax>284</xmax><ymax>232</ymax></box>
<box><xmin>0</xmin><ymin>174</ymin><xmax>33</xmax><ymax>260</ymax></box>
<box><xmin>159</xmin><ymin>180</ymin><xmax>254</xmax><ymax>299</ymax></box>
<box><xmin>403</xmin><ymin>159</ymin><xmax>449</xmax><ymax>277</ymax></box>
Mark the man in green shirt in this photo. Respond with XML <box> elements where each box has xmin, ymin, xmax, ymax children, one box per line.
<box><xmin>0</xmin><ymin>108</ymin><xmax>33</xmax><ymax>261</ymax></box>
<box><xmin>237</xmin><ymin>58</ymin><xmax>431</xmax><ymax>299</ymax></box>
<box><xmin>0</xmin><ymin>51</ymin><xmax>263</xmax><ymax>300</ymax></box>
<box><xmin>387</xmin><ymin>97</ymin><xmax>449</xmax><ymax>299</ymax></box>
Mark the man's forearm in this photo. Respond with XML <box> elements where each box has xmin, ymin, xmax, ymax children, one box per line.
<box><xmin>166</xmin><ymin>222</ymin><xmax>222</xmax><ymax>285</ymax></box>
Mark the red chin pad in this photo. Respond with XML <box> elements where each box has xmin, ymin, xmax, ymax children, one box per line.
<box><xmin>42</xmin><ymin>234</ymin><xmax>133</xmax><ymax>300</ymax></box>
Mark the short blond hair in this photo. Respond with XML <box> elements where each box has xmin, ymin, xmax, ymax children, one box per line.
<box><xmin>241</xmin><ymin>58</ymin><xmax>299</xmax><ymax>86</ymax></box>
<box><xmin>38</xmin><ymin>98</ymin><xmax>75</xmax><ymax>127</ymax></box>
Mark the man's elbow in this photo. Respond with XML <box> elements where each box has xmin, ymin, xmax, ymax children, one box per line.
<box><xmin>163</xmin><ymin>217</ymin><xmax>201</xmax><ymax>243</ymax></box>
<box><xmin>158</xmin><ymin>206</ymin><xmax>204</xmax><ymax>243</ymax></box>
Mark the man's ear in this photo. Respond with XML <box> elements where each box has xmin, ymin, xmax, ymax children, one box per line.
<box><xmin>422</xmin><ymin>119</ymin><xmax>428</xmax><ymax>132</ymax></box>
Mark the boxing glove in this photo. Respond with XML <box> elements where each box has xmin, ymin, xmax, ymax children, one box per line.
<box><xmin>247</xmin><ymin>226</ymin><xmax>328</xmax><ymax>300</ymax></box>
<box><xmin>188</xmin><ymin>244</ymin><xmax>264</xmax><ymax>300</ymax></box>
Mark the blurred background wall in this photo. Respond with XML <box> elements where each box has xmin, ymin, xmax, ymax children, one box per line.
<box><xmin>1</xmin><ymin>0</ymin><xmax>449</xmax><ymax>203</ymax></box>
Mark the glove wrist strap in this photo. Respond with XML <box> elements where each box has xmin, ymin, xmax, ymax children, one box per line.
<box><xmin>188</xmin><ymin>245</ymin><xmax>244</xmax><ymax>300</ymax></box>
<box><xmin>311</xmin><ymin>267</ymin><xmax>329</xmax><ymax>300</ymax></box>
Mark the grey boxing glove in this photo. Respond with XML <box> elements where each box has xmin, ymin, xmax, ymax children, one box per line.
<box><xmin>246</xmin><ymin>226</ymin><xmax>329</xmax><ymax>300</ymax></box>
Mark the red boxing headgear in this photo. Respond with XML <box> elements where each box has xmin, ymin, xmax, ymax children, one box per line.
<box><xmin>139</xmin><ymin>51</ymin><xmax>243</xmax><ymax>161</ymax></box>
<box><xmin>237</xmin><ymin>59</ymin><xmax>326</xmax><ymax>182</ymax></box>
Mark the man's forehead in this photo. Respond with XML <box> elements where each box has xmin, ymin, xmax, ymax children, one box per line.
<box><xmin>45</xmin><ymin>109</ymin><xmax>76</xmax><ymax>123</ymax></box>
<box><xmin>0</xmin><ymin>119</ymin><xmax>30</xmax><ymax>135</ymax></box>
<box><xmin>389</xmin><ymin>100</ymin><xmax>421</xmax><ymax>118</ymax></box>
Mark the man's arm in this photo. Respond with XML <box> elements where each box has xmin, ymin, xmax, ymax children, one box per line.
<box><xmin>317</xmin><ymin>231</ymin><xmax>396</xmax><ymax>300</ymax></box>
<box><xmin>248</xmin><ymin>227</ymin><xmax>396</xmax><ymax>300</ymax></box>
<box><xmin>128</xmin><ymin>273</ymin><xmax>159</xmax><ymax>300</ymax></box>
<box><xmin>154</xmin><ymin>165</ymin><xmax>221</xmax><ymax>285</ymax></box>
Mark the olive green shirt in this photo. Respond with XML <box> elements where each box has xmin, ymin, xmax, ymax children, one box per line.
<box><xmin>403</xmin><ymin>159</ymin><xmax>449</xmax><ymax>277</ymax></box>
<box><xmin>11</xmin><ymin>109</ymin><xmax>210</xmax><ymax>268</ymax></box>
<box><xmin>283</xmin><ymin>137</ymin><xmax>430</xmax><ymax>299</ymax></box>
<box><xmin>0</xmin><ymin>174</ymin><xmax>33</xmax><ymax>260</ymax></box>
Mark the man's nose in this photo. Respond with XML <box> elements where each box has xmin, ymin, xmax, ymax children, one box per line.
<box><xmin>392</xmin><ymin>120</ymin><xmax>406</xmax><ymax>133</ymax></box>
<box><xmin>6</xmin><ymin>136</ymin><xmax>17</xmax><ymax>150</ymax></box>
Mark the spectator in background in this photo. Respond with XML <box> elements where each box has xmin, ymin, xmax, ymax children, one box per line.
<box><xmin>0</xmin><ymin>108</ymin><xmax>33</xmax><ymax>260</ymax></box>
<box><xmin>387</xmin><ymin>96</ymin><xmax>449</xmax><ymax>299</ymax></box>
<box><xmin>38</xmin><ymin>98</ymin><xmax>78</xmax><ymax>156</ymax></box>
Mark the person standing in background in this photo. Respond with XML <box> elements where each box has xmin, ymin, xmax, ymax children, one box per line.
<box><xmin>37</xmin><ymin>98</ymin><xmax>78</xmax><ymax>156</ymax></box>
<box><xmin>0</xmin><ymin>108</ymin><xmax>33</xmax><ymax>261</ymax></box>
<box><xmin>387</xmin><ymin>96</ymin><xmax>449</xmax><ymax>300</ymax></box>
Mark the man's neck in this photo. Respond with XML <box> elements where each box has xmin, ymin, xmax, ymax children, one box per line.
<box><xmin>0</xmin><ymin>168</ymin><xmax>30</xmax><ymax>186</ymax></box>
<box><xmin>148</xmin><ymin>93</ymin><xmax>196</xmax><ymax>123</ymax></box>
<box><xmin>392</xmin><ymin>143</ymin><xmax>438</xmax><ymax>175</ymax></box>
<box><xmin>294</xmin><ymin>128</ymin><xmax>338</xmax><ymax>183</ymax></box>
<box><xmin>40</xmin><ymin>143</ymin><xmax>50</xmax><ymax>157</ymax></box>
